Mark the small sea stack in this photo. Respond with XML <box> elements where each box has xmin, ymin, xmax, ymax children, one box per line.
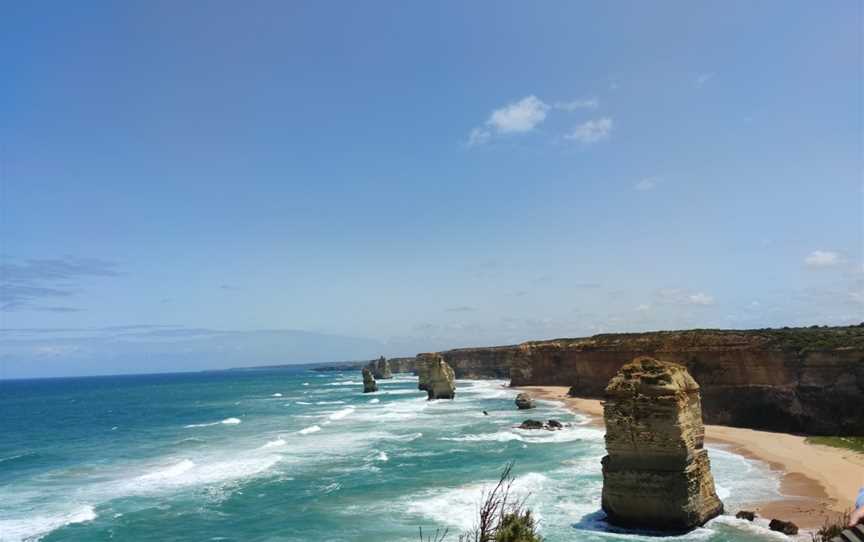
<box><xmin>601</xmin><ymin>356</ymin><xmax>723</xmax><ymax>532</ymax></box>
<box><xmin>424</xmin><ymin>354</ymin><xmax>456</xmax><ymax>400</ymax></box>
<box><xmin>514</xmin><ymin>392</ymin><xmax>535</xmax><ymax>409</ymax></box>
<box><xmin>362</xmin><ymin>367</ymin><xmax>378</xmax><ymax>393</ymax></box>
<box><xmin>369</xmin><ymin>356</ymin><xmax>392</xmax><ymax>380</ymax></box>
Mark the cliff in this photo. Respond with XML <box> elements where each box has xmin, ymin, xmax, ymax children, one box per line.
<box><xmin>416</xmin><ymin>325</ymin><xmax>864</xmax><ymax>435</ymax></box>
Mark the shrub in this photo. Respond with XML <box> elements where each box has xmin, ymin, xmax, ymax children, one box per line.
<box><xmin>810</xmin><ymin>510</ymin><xmax>851</xmax><ymax>542</ymax></box>
<box><xmin>420</xmin><ymin>462</ymin><xmax>543</xmax><ymax>542</ymax></box>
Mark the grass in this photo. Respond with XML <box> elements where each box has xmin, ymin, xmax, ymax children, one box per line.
<box><xmin>810</xmin><ymin>510</ymin><xmax>851</xmax><ymax>542</ymax></box>
<box><xmin>806</xmin><ymin>436</ymin><xmax>864</xmax><ymax>454</ymax></box>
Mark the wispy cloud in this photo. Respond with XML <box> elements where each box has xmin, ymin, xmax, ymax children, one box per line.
<box><xmin>553</xmin><ymin>98</ymin><xmax>598</xmax><ymax>111</ymax></box>
<box><xmin>656</xmin><ymin>288</ymin><xmax>716</xmax><ymax>306</ymax></box>
<box><xmin>687</xmin><ymin>292</ymin><xmax>715</xmax><ymax>305</ymax></box>
<box><xmin>467</xmin><ymin>95</ymin><xmax>550</xmax><ymax>146</ymax></box>
<box><xmin>565</xmin><ymin>117</ymin><xmax>613</xmax><ymax>144</ymax></box>
<box><xmin>445</xmin><ymin>305</ymin><xmax>476</xmax><ymax>313</ymax></box>
<box><xmin>694</xmin><ymin>72</ymin><xmax>715</xmax><ymax>88</ymax></box>
<box><xmin>634</xmin><ymin>177</ymin><xmax>659</xmax><ymax>191</ymax></box>
<box><xmin>804</xmin><ymin>250</ymin><xmax>843</xmax><ymax>268</ymax></box>
<box><xmin>0</xmin><ymin>256</ymin><xmax>120</xmax><ymax>312</ymax></box>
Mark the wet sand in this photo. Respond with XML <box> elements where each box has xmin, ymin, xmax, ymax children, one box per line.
<box><xmin>517</xmin><ymin>385</ymin><xmax>864</xmax><ymax>530</ymax></box>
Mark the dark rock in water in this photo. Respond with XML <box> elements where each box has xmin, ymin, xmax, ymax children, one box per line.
<box><xmin>546</xmin><ymin>419</ymin><xmax>563</xmax><ymax>430</ymax></box>
<box><xmin>515</xmin><ymin>392</ymin><xmax>536</xmax><ymax>410</ymax></box>
<box><xmin>519</xmin><ymin>419</ymin><xmax>545</xmax><ymax>430</ymax></box>
<box><xmin>735</xmin><ymin>511</ymin><xmax>756</xmax><ymax>521</ymax></box>
<box><xmin>601</xmin><ymin>357</ymin><xmax>724</xmax><ymax>532</ymax></box>
<box><xmin>361</xmin><ymin>367</ymin><xmax>378</xmax><ymax>393</ymax></box>
<box><xmin>482</xmin><ymin>410</ymin><xmax>489</xmax><ymax>416</ymax></box>
<box><xmin>425</xmin><ymin>354</ymin><xmax>456</xmax><ymax>400</ymax></box>
<box><xmin>769</xmin><ymin>519</ymin><xmax>798</xmax><ymax>535</ymax></box>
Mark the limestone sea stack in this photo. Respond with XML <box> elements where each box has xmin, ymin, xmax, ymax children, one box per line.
<box><xmin>362</xmin><ymin>367</ymin><xmax>378</xmax><ymax>393</ymax></box>
<box><xmin>370</xmin><ymin>356</ymin><xmax>392</xmax><ymax>380</ymax></box>
<box><xmin>416</xmin><ymin>353</ymin><xmax>435</xmax><ymax>391</ymax></box>
<box><xmin>601</xmin><ymin>356</ymin><xmax>723</xmax><ymax>532</ymax></box>
<box><xmin>425</xmin><ymin>354</ymin><xmax>456</xmax><ymax>400</ymax></box>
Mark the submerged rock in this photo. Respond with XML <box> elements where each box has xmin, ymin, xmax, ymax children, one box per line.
<box><xmin>518</xmin><ymin>419</ymin><xmax>563</xmax><ymax>430</ymax></box>
<box><xmin>514</xmin><ymin>393</ymin><xmax>536</xmax><ymax>410</ymax></box>
<box><xmin>601</xmin><ymin>356</ymin><xmax>723</xmax><ymax>532</ymax></box>
<box><xmin>425</xmin><ymin>354</ymin><xmax>456</xmax><ymax>400</ymax></box>
<box><xmin>769</xmin><ymin>519</ymin><xmax>798</xmax><ymax>535</ymax></box>
<box><xmin>362</xmin><ymin>367</ymin><xmax>378</xmax><ymax>393</ymax></box>
<box><xmin>368</xmin><ymin>356</ymin><xmax>392</xmax><ymax>380</ymax></box>
<box><xmin>735</xmin><ymin>510</ymin><xmax>756</xmax><ymax>521</ymax></box>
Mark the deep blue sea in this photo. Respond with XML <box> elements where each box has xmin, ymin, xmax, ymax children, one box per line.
<box><xmin>1</xmin><ymin>369</ymin><xmax>790</xmax><ymax>541</ymax></box>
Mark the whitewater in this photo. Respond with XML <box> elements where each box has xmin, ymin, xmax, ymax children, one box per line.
<box><xmin>0</xmin><ymin>368</ymin><xmax>788</xmax><ymax>541</ymax></box>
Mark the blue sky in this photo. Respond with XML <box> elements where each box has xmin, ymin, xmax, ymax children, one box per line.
<box><xmin>1</xmin><ymin>1</ymin><xmax>861</xmax><ymax>378</ymax></box>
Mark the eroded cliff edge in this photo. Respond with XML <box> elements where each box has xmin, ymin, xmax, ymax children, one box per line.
<box><xmin>415</xmin><ymin>326</ymin><xmax>864</xmax><ymax>435</ymax></box>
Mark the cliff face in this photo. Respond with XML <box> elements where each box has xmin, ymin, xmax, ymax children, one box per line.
<box><xmin>438</xmin><ymin>346</ymin><xmax>517</xmax><ymax>379</ymax></box>
<box><xmin>418</xmin><ymin>326</ymin><xmax>864</xmax><ymax>435</ymax></box>
<box><xmin>601</xmin><ymin>357</ymin><xmax>723</xmax><ymax>531</ymax></box>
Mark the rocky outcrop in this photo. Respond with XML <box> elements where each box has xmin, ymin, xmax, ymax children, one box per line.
<box><xmin>362</xmin><ymin>367</ymin><xmax>378</xmax><ymax>393</ymax></box>
<box><xmin>425</xmin><ymin>354</ymin><xmax>456</xmax><ymax>400</ymax></box>
<box><xmin>514</xmin><ymin>393</ymin><xmax>535</xmax><ymax>410</ymax></box>
<box><xmin>368</xmin><ymin>356</ymin><xmax>392</xmax><ymax>380</ymax></box>
<box><xmin>419</xmin><ymin>326</ymin><xmax>864</xmax><ymax>435</ymax></box>
<box><xmin>769</xmin><ymin>519</ymin><xmax>799</xmax><ymax>535</ymax></box>
<box><xmin>518</xmin><ymin>419</ymin><xmax>545</xmax><ymax>430</ymax></box>
<box><xmin>518</xmin><ymin>419</ymin><xmax>563</xmax><ymax>430</ymax></box>
<box><xmin>601</xmin><ymin>357</ymin><xmax>723</xmax><ymax>532</ymax></box>
<box><xmin>735</xmin><ymin>511</ymin><xmax>756</xmax><ymax>521</ymax></box>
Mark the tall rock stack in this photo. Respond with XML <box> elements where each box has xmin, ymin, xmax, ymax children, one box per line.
<box><xmin>424</xmin><ymin>354</ymin><xmax>456</xmax><ymax>400</ymax></box>
<box><xmin>601</xmin><ymin>356</ymin><xmax>723</xmax><ymax>532</ymax></box>
<box><xmin>416</xmin><ymin>353</ymin><xmax>435</xmax><ymax>391</ymax></box>
<box><xmin>370</xmin><ymin>356</ymin><xmax>392</xmax><ymax>380</ymax></box>
<box><xmin>362</xmin><ymin>367</ymin><xmax>378</xmax><ymax>393</ymax></box>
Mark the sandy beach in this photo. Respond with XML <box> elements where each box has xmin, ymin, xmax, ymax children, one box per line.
<box><xmin>517</xmin><ymin>386</ymin><xmax>864</xmax><ymax>530</ymax></box>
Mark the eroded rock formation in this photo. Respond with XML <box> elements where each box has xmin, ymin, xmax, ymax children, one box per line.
<box><xmin>601</xmin><ymin>356</ymin><xmax>723</xmax><ymax>532</ymax></box>
<box><xmin>424</xmin><ymin>354</ymin><xmax>456</xmax><ymax>400</ymax></box>
<box><xmin>368</xmin><ymin>356</ymin><xmax>392</xmax><ymax>380</ymax></box>
<box><xmin>514</xmin><ymin>393</ymin><xmax>535</xmax><ymax>410</ymax></box>
<box><xmin>362</xmin><ymin>367</ymin><xmax>378</xmax><ymax>393</ymax></box>
<box><xmin>416</xmin><ymin>352</ymin><xmax>434</xmax><ymax>391</ymax></box>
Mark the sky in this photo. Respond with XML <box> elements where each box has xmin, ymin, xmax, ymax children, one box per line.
<box><xmin>1</xmin><ymin>1</ymin><xmax>862</xmax><ymax>378</ymax></box>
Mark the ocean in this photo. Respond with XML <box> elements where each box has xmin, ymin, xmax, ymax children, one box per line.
<box><xmin>0</xmin><ymin>368</ymin><xmax>789</xmax><ymax>542</ymax></box>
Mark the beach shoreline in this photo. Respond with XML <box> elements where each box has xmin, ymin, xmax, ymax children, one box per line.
<box><xmin>515</xmin><ymin>385</ymin><xmax>864</xmax><ymax>530</ymax></box>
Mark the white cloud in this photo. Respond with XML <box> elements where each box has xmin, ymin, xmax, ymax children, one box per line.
<box><xmin>565</xmin><ymin>117</ymin><xmax>613</xmax><ymax>143</ymax></box>
<box><xmin>487</xmin><ymin>95</ymin><xmax>549</xmax><ymax>134</ymax></box>
<box><xmin>804</xmin><ymin>250</ymin><xmax>843</xmax><ymax>268</ymax></box>
<box><xmin>688</xmin><ymin>292</ymin><xmax>715</xmax><ymax>306</ymax></box>
<box><xmin>554</xmin><ymin>98</ymin><xmax>598</xmax><ymax>111</ymax></box>
<box><xmin>467</xmin><ymin>95</ymin><xmax>550</xmax><ymax>146</ymax></box>
<box><xmin>634</xmin><ymin>177</ymin><xmax>659</xmax><ymax>191</ymax></box>
<box><xmin>695</xmin><ymin>72</ymin><xmax>715</xmax><ymax>88</ymax></box>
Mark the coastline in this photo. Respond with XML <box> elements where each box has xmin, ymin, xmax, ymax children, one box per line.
<box><xmin>516</xmin><ymin>385</ymin><xmax>864</xmax><ymax>530</ymax></box>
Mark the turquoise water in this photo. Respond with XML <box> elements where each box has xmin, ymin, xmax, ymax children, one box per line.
<box><xmin>1</xmin><ymin>369</ymin><xmax>789</xmax><ymax>541</ymax></box>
